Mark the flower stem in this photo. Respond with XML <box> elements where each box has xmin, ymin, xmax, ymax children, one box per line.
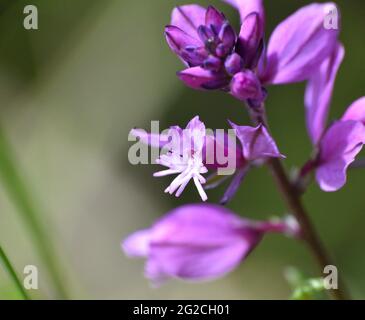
<box><xmin>267</xmin><ymin>158</ymin><xmax>350</xmax><ymax>300</ymax></box>
<box><xmin>246</xmin><ymin>102</ymin><xmax>351</xmax><ymax>300</ymax></box>
<box><xmin>0</xmin><ymin>245</ymin><xmax>30</xmax><ymax>300</ymax></box>
<box><xmin>0</xmin><ymin>127</ymin><xmax>68</xmax><ymax>299</ymax></box>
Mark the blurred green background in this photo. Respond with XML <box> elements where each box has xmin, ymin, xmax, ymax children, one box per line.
<box><xmin>0</xmin><ymin>0</ymin><xmax>364</xmax><ymax>299</ymax></box>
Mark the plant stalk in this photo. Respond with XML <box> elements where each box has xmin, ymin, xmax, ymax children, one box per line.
<box><xmin>268</xmin><ymin>158</ymin><xmax>350</xmax><ymax>300</ymax></box>
<box><xmin>0</xmin><ymin>127</ymin><xmax>68</xmax><ymax>299</ymax></box>
<box><xmin>0</xmin><ymin>245</ymin><xmax>30</xmax><ymax>300</ymax></box>
<box><xmin>247</xmin><ymin>102</ymin><xmax>351</xmax><ymax>300</ymax></box>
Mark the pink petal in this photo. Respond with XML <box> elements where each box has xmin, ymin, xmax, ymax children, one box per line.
<box><xmin>204</xmin><ymin>131</ymin><xmax>246</xmax><ymax>171</ymax></box>
<box><xmin>146</xmin><ymin>204</ymin><xmax>262</xmax><ymax>282</ymax></box>
<box><xmin>229</xmin><ymin>122</ymin><xmax>284</xmax><ymax>161</ymax></box>
<box><xmin>316</xmin><ymin>121</ymin><xmax>365</xmax><ymax>192</ymax></box>
<box><xmin>122</xmin><ymin>229</ymin><xmax>151</xmax><ymax>258</ymax></box>
<box><xmin>171</xmin><ymin>5</ymin><xmax>206</xmax><ymax>39</ymax></box>
<box><xmin>342</xmin><ymin>97</ymin><xmax>365</xmax><ymax>124</ymax></box>
<box><xmin>262</xmin><ymin>3</ymin><xmax>340</xmax><ymax>84</ymax></box>
<box><xmin>177</xmin><ymin>67</ymin><xmax>228</xmax><ymax>90</ymax></box>
<box><xmin>305</xmin><ymin>43</ymin><xmax>345</xmax><ymax>145</ymax></box>
<box><xmin>130</xmin><ymin>128</ymin><xmax>168</xmax><ymax>148</ymax></box>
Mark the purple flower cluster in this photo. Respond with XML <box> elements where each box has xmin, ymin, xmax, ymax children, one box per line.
<box><xmin>123</xmin><ymin>1</ymin><xmax>365</xmax><ymax>284</ymax></box>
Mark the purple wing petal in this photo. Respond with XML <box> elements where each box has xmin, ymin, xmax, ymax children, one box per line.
<box><xmin>316</xmin><ymin>120</ymin><xmax>365</xmax><ymax>192</ymax></box>
<box><xmin>305</xmin><ymin>43</ymin><xmax>345</xmax><ymax>145</ymax></box>
<box><xmin>171</xmin><ymin>5</ymin><xmax>206</xmax><ymax>39</ymax></box>
<box><xmin>146</xmin><ymin>204</ymin><xmax>262</xmax><ymax>282</ymax></box>
<box><xmin>229</xmin><ymin>122</ymin><xmax>284</xmax><ymax>161</ymax></box>
<box><xmin>342</xmin><ymin>97</ymin><xmax>365</xmax><ymax>124</ymax></box>
<box><xmin>177</xmin><ymin>67</ymin><xmax>228</xmax><ymax>90</ymax></box>
<box><xmin>262</xmin><ymin>3</ymin><xmax>340</xmax><ymax>84</ymax></box>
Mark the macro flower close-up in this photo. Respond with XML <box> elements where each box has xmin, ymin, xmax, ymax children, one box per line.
<box><xmin>1</xmin><ymin>0</ymin><xmax>365</xmax><ymax>308</ymax></box>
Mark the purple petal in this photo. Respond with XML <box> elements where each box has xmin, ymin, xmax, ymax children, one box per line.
<box><xmin>342</xmin><ymin>97</ymin><xmax>365</xmax><ymax>124</ymax></box>
<box><xmin>165</xmin><ymin>26</ymin><xmax>207</xmax><ymax>66</ymax></box>
<box><xmin>262</xmin><ymin>3</ymin><xmax>340</xmax><ymax>84</ymax></box>
<box><xmin>203</xmin><ymin>55</ymin><xmax>222</xmax><ymax>72</ymax></box>
<box><xmin>223</xmin><ymin>0</ymin><xmax>265</xmax><ymax>26</ymax></box>
<box><xmin>204</xmin><ymin>133</ymin><xmax>246</xmax><ymax>171</ymax></box>
<box><xmin>205</xmin><ymin>6</ymin><xmax>226</xmax><ymax>32</ymax></box>
<box><xmin>197</xmin><ymin>25</ymin><xmax>216</xmax><ymax>44</ymax></box>
<box><xmin>122</xmin><ymin>204</ymin><xmax>298</xmax><ymax>283</ymax></box>
<box><xmin>218</xmin><ymin>23</ymin><xmax>236</xmax><ymax>54</ymax></box>
<box><xmin>177</xmin><ymin>67</ymin><xmax>228</xmax><ymax>90</ymax></box>
<box><xmin>316</xmin><ymin>120</ymin><xmax>365</xmax><ymax>192</ymax></box>
<box><xmin>130</xmin><ymin>128</ymin><xmax>169</xmax><ymax>148</ymax></box>
<box><xmin>220</xmin><ymin>167</ymin><xmax>249</xmax><ymax>205</ymax></box>
<box><xmin>236</xmin><ymin>12</ymin><xmax>263</xmax><ymax>67</ymax></box>
<box><xmin>171</xmin><ymin>5</ymin><xmax>206</xmax><ymax>39</ymax></box>
<box><xmin>134</xmin><ymin>204</ymin><xmax>263</xmax><ymax>282</ymax></box>
<box><xmin>186</xmin><ymin>116</ymin><xmax>206</xmax><ymax>152</ymax></box>
<box><xmin>122</xmin><ymin>229</ymin><xmax>151</xmax><ymax>258</ymax></box>
<box><xmin>305</xmin><ymin>43</ymin><xmax>345</xmax><ymax>145</ymax></box>
<box><xmin>229</xmin><ymin>122</ymin><xmax>284</xmax><ymax>161</ymax></box>
<box><xmin>230</xmin><ymin>70</ymin><xmax>263</xmax><ymax>101</ymax></box>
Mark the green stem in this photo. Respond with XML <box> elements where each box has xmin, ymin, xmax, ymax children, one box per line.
<box><xmin>0</xmin><ymin>127</ymin><xmax>68</xmax><ymax>299</ymax></box>
<box><xmin>0</xmin><ymin>245</ymin><xmax>30</xmax><ymax>300</ymax></box>
<box><xmin>246</xmin><ymin>102</ymin><xmax>351</xmax><ymax>300</ymax></box>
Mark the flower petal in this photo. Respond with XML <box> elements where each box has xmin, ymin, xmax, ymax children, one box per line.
<box><xmin>262</xmin><ymin>3</ymin><xmax>340</xmax><ymax>84</ymax></box>
<box><xmin>342</xmin><ymin>97</ymin><xmax>365</xmax><ymax>124</ymax></box>
<box><xmin>122</xmin><ymin>204</ymin><xmax>298</xmax><ymax>283</ymax></box>
<box><xmin>220</xmin><ymin>167</ymin><xmax>249</xmax><ymax>205</ymax></box>
<box><xmin>204</xmin><ymin>132</ymin><xmax>245</xmax><ymax>172</ymax></box>
<box><xmin>145</xmin><ymin>204</ymin><xmax>263</xmax><ymax>282</ymax></box>
<box><xmin>171</xmin><ymin>5</ymin><xmax>206</xmax><ymax>39</ymax></box>
<box><xmin>205</xmin><ymin>5</ymin><xmax>226</xmax><ymax>32</ymax></box>
<box><xmin>223</xmin><ymin>0</ymin><xmax>265</xmax><ymax>25</ymax></box>
<box><xmin>186</xmin><ymin>116</ymin><xmax>206</xmax><ymax>152</ymax></box>
<box><xmin>130</xmin><ymin>128</ymin><xmax>169</xmax><ymax>148</ymax></box>
<box><xmin>229</xmin><ymin>122</ymin><xmax>284</xmax><ymax>161</ymax></box>
<box><xmin>177</xmin><ymin>67</ymin><xmax>228</xmax><ymax>90</ymax></box>
<box><xmin>122</xmin><ymin>229</ymin><xmax>151</xmax><ymax>258</ymax></box>
<box><xmin>165</xmin><ymin>26</ymin><xmax>207</xmax><ymax>66</ymax></box>
<box><xmin>236</xmin><ymin>12</ymin><xmax>263</xmax><ymax>68</ymax></box>
<box><xmin>316</xmin><ymin>120</ymin><xmax>365</xmax><ymax>192</ymax></box>
<box><xmin>305</xmin><ymin>43</ymin><xmax>345</xmax><ymax>145</ymax></box>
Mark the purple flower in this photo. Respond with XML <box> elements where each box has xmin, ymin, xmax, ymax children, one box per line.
<box><xmin>305</xmin><ymin>43</ymin><xmax>365</xmax><ymax>191</ymax></box>
<box><xmin>122</xmin><ymin>204</ymin><xmax>299</xmax><ymax>284</ymax></box>
<box><xmin>305</xmin><ymin>43</ymin><xmax>345</xmax><ymax>145</ymax></box>
<box><xmin>316</xmin><ymin>119</ymin><xmax>365</xmax><ymax>191</ymax></box>
<box><xmin>229</xmin><ymin>122</ymin><xmax>285</xmax><ymax>161</ymax></box>
<box><xmin>165</xmin><ymin>1</ymin><xmax>340</xmax><ymax>103</ymax></box>
<box><xmin>153</xmin><ymin>116</ymin><xmax>209</xmax><ymax>201</ymax></box>
<box><xmin>131</xmin><ymin>117</ymin><xmax>284</xmax><ymax>202</ymax></box>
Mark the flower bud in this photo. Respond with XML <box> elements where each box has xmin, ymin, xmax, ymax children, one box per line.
<box><xmin>122</xmin><ymin>204</ymin><xmax>298</xmax><ymax>284</ymax></box>
<box><xmin>230</xmin><ymin>70</ymin><xmax>263</xmax><ymax>101</ymax></box>
<box><xmin>224</xmin><ymin>53</ymin><xmax>244</xmax><ymax>75</ymax></box>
